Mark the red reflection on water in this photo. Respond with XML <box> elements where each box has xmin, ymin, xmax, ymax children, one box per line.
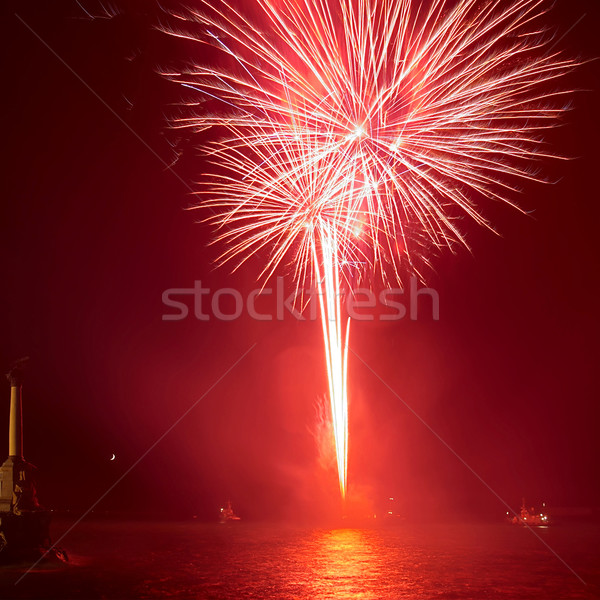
<box><xmin>308</xmin><ymin>528</ymin><xmax>384</xmax><ymax>598</ymax></box>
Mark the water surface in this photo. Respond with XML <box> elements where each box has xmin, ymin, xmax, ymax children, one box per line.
<box><xmin>1</xmin><ymin>519</ymin><xmax>598</xmax><ymax>599</ymax></box>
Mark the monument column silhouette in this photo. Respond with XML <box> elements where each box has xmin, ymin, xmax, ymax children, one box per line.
<box><xmin>8</xmin><ymin>366</ymin><xmax>23</xmax><ymax>459</ymax></box>
<box><xmin>0</xmin><ymin>359</ymin><xmax>61</xmax><ymax>561</ymax></box>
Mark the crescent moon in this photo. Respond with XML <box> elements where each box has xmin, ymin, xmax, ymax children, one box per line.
<box><xmin>110</xmin><ymin>453</ymin><xmax>116</xmax><ymax>461</ymax></box>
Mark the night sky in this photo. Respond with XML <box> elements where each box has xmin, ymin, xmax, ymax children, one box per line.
<box><xmin>1</xmin><ymin>0</ymin><xmax>599</xmax><ymax>521</ymax></box>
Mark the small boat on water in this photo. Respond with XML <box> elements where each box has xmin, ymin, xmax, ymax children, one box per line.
<box><xmin>507</xmin><ymin>499</ymin><xmax>549</xmax><ymax>526</ymax></box>
<box><xmin>219</xmin><ymin>500</ymin><xmax>241</xmax><ymax>523</ymax></box>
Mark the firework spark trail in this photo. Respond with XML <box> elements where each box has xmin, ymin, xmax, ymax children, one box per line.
<box><xmin>161</xmin><ymin>0</ymin><xmax>575</xmax><ymax>499</ymax></box>
<box><xmin>313</xmin><ymin>224</ymin><xmax>350</xmax><ymax>498</ymax></box>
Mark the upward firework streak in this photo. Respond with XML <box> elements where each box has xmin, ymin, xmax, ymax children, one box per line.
<box><xmin>162</xmin><ymin>0</ymin><xmax>575</xmax><ymax>500</ymax></box>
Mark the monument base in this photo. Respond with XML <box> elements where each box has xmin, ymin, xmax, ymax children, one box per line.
<box><xmin>0</xmin><ymin>510</ymin><xmax>62</xmax><ymax>562</ymax></box>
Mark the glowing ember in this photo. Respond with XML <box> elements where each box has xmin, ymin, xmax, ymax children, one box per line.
<box><xmin>162</xmin><ymin>0</ymin><xmax>575</xmax><ymax>500</ymax></box>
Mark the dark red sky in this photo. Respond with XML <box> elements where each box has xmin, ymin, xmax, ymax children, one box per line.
<box><xmin>0</xmin><ymin>0</ymin><xmax>599</xmax><ymax>520</ymax></box>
